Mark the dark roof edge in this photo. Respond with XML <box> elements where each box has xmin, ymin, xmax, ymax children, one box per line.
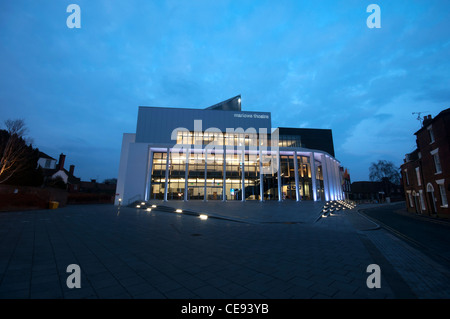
<box><xmin>414</xmin><ymin>107</ymin><xmax>450</xmax><ymax>135</ymax></box>
<box><xmin>204</xmin><ymin>95</ymin><xmax>241</xmax><ymax>111</ymax></box>
<box><xmin>38</xmin><ymin>151</ymin><xmax>56</xmax><ymax>160</ymax></box>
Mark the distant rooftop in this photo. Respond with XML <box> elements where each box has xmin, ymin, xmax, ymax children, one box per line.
<box><xmin>204</xmin><ymin>95</ymin><xmax>241</xmax><ymax>111</ymax></box>
<box><xmin>38</xmin><ymin>151</ymin><xmax>55</xmax><ymax>160</ymax></box>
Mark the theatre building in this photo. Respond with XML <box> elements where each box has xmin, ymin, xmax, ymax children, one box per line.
<box><xmin>115</xmin><ymin>96</ymin><xmax>344</xmax><ymax>205</ymax></box>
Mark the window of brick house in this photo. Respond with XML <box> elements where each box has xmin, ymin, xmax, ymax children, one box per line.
<box><xmin>427</xmin><ymin>126</ymin><xmax>435</xmax><ymax>144</ymax></box>
<box><xmin>415</xmin><ymin>167</ymin><xmax>421</xmax><ymax>186</ymax></box>
<box><xmin>404</xmin><ymin>169</ymin><xmax>409</xmax><ymax>185</ymax></box>
<box><xmin>430</xmin><ymin>149</ymin><xmax>442</xmax><ymax>174</ymax></box>
<box><xmin>436</xmin><ymin>180</ymin><xmax>448</xmax><ymax>208</ymax></box>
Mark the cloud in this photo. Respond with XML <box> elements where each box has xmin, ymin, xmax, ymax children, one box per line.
<box><xmin>1</xmin><ymin>0</ymin><xmax>450</xmax><ymax>182</ymax></box>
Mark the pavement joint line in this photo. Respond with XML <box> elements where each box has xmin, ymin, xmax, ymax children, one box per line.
<box><xmin>3</xmin><ymin>203</ymin><xmax>449</xmax><ymax>299</ymax></box>
<box><xmin>357</xmin><ymin>233</ymin><xmax>416</xmax><ymax>298</ymax></box>
<box><xmin>44</xmin><ymin>218</ymin><xmax>68</xmax><ymax>299</ymax></box>
<box><xmin>149</xmin><ymin>205</ymin><xmax>255</xmax><ymax>224</ymax></box>
<box><xmin>314</xmin><ymin>209</ymin><xmax>329</xmax><ymax>223</ymax></box>
<box><xmin>0</xmin><ymin>222</ymin><xmax>26</xmax><ymax>293</ymax></box>
<box><xmin>393</xmin><ymin>208</ymin><xmax>450</xmax><ymax>227</ymax></box>
<box><xmin>147</xmin><ymin>205</ymin><xmax>320</xmax><ymax>225</ymax></box>
<box><xmin>56</xmin><ymin>216</ymin><xmax>124</xmax><ymax>299</ymax></box>
<box><xmin>355</xmin><ymin>209</ymin><xmax>381</xmax><ymax>231</ymax></box>
<box><xmin>359</xmin><ymin>209</ymin><xmax>450</xmax><ymax>274</ymax></box>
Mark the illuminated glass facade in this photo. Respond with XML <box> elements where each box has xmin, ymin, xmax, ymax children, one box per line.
<box><xmin>146</xmin><ymin>148</ymin><xmax>339</xmax><ymax>203</ymax></box>
<box><xmin>150</xmin><ymin>152</ymin><xmax>167</xmax><ymax>200</ymax></box>
<box><xmin>115</xmin><ymin>97</ymin><xmax>345</xmax><ymax>205</ymax></box>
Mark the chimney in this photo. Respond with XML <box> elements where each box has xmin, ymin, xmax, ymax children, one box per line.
<box><xmin>423</xmin><ymin>114</ymin><xmax>433</xmax><ymax>127</ymax></box>
<box><xmin>58</xmin><ymin>153</ymin><xmax>66</xmax><ymax>171</ymax></box>
<box><xmin>69</xmin><ymin>165</ymin><xmax>75</xmax><ymax>176</ymax></box>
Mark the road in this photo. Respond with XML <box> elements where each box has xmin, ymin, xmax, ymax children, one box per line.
<box><xmin>360</xmin><ymin>202</ymin><xmax>450</xmax><ymax>269</ymax></box>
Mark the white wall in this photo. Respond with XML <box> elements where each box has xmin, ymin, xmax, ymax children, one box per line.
<box><xmin>52</xmin><ymin>170</ymin><xmax>68</xmax><ymax>183</ymax></box>
<box><xmin>37</xmin><ymin>158</ymin><xmax>56</xmax><ymax>169</ymax></box>
<box><xmin>122</xmin><ymin>143</ymin><xmax>150</xmax><ymax>205</ymax></box>
<box><xmin>115</xmin><ymin>133</ymin><xmax>136</xmax><ymax>205</ymax></box>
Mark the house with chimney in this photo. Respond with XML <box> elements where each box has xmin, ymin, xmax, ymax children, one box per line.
<box><xmin>401</xmin><ymin>108</ymin><xmax>450</xmax><ymax>218</ymax></box>
<box><xmin>37</xmin><ymin>152</ymin><xmax>81</xmax><ymax>191</ymax></box>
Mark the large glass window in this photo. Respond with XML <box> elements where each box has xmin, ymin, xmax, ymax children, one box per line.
<box><xmin>150</xmin><ymin>152</ymin><xmax>167</xmax><ymax>200</ymax></box>
<box><xmin>316</xmin><ymin>163</ymin><xmax>324</xmax><ymax>201</ymax></box>
<box><xmin>167</xmin><ymin>151</ymin><xmax>186</xmax><ymax>200</ymax></box>
<box><xmin>297</xmin><ymin>155</ymin><xmax>312</xmax><ymax>200</ymax></box>
<box><xmin>206</xmin><ymin>152</ymin><xmax>223</xmax><ymax>200</ymax></box>
<box><xmin>244</xmin><ymin>153</ymin><xmax>260</xmax><ymax>200</ymax></box>
<box><xmin>187</xmin><ymin>152</ymin><xmax>205</xmax><ymax>200</ymax></box>
<box><xmin>261</xmin><ymin>153</ymin><xmax>278</xmax><ymax>200</ymax></box>
<box><xmin>280</xmin><ymin>155</ymin><xmax>296</xmax><ymax>200</ymax></box>
<box><xmin>176</xmin><ymin>131</ymin><xmax>260</xmax><ymax>147</ymax></box>
<box><xmin>225</xmin><ymin>152</ymin><xmax>243</xmax><ymax>200</ymax></box>
<box><xmin>278</xmin><ymin>135</ymin><xmax>302</xmax><ymax>148</ymax></box>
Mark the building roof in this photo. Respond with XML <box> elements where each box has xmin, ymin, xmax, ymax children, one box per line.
<box><xmin>403</xmin><ymin>148</ymin><xmax>420</xmax><ymax>164</ymax></box>
<box><xmin>351</xmin><ymin>181</ymin><xmax>383</xmax><ymax>193</ymax></box>
<box><xmin>343</xmin><ymin>168</ymin><xmax>350</xmax><ymax>180</ymax></box>
<box><xmin>276</xmin><ymin>127</ymin><xmax>335</xmax><ymax>157</ymax></box>
<box><xmin>204</xmin><ymin>95</ymin><xmax>241</xmax><ymax>111</ymax></box>
<box><xmin>38</xmin><ymin>151</ymin><xmax>56</xmax><ymax>160</ymax></box>
<box><xmin>414</xmin><ymin>107</ymin><xmax>450</xmax><ymax>135</ymax></box>
<box><xmin>42</xmin><ymin>168</ymin><xmax>80</xmax><ymax>184</ymax></box>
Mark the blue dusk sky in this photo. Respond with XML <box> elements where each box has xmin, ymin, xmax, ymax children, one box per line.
<box><xmin>1</xmin><ymin>0</ymin><xmax>449</xmax><ymax>182</ymax></box>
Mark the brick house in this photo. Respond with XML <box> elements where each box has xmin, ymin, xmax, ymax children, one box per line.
<box><xmin>350</xmin><ymin>180</ymin><xmax>403</xmax><ymax>203</ymax></box>
<box><xmin>38</xmin><ymin>153</ymin><xmax>81</xmax><ymax>191</ymax></box>
<box><xmin>401</xmin><ymin>108</ymin><xmax>450</xmax><ymax>218</ymax></box>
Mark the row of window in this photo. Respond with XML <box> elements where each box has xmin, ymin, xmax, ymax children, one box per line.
<box><xmin>150</xmin><ymin>152</ymin><xmax>326</xmax><ymax>201</ymax></box>
<box><xmin>176</xmin><ymin>131</ymin><xmax>264</xmax><ymax>147</ymax></box>
<box><xmin>175</xmin><ymin>131</ymin><xmax>303</xmax><ymax>148</ymax></box>
<box><xmin>407</xmin><ymin>181</ymin><xmax>448</xmax><ymax>211</ymax></box>
<box><xmin>404</xmin><ymin>148</ymin><xmax>443</xmax><ymax>187</ymax></box>
<box><xmin>278</xmin><ymin>135</ymin><xmax>302</xmax><ymax>148</ymax></box>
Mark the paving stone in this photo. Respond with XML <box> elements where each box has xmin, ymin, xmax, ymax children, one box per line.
<box><xmin>152</xmin><ymin>279</ymin><xmax>183</xmax><ymax>293</ymax></box>
<box><xmin>1</xmin><ymin>203</ymin><xmax>449</xmax><ymax>300</ymax></box>
<box><xmin>95</xmin><ymin>285</ymin><xmax>131</xmax><ymax>299</ymax></box>
<box><xmin>0</xmin><ymin>289</ymin><xmax>29</xmax><ymax>299</ymax></box>
<box><xmin>192</xmin><ymin>285</ymin><xmax>229</xmax><ymax>299</ymax></box>
<box><xmin>163</xmin><ymin>287</ymin><xmax>198</xmax><ymax>299</ymax></box>
<box><xmin>133</xmin><ymin>289</ymin><xmax>166</xmax><ymax>299</ymax></box>
<box><xmin>288</xmin><ymin>276</ymin><xmax>314</xmax><ymax>288</ymax></box>
<box><xmin>309</xmin><ymin>283</ymin><xmax>338</xmax><ymax>298</ymax></box>
<box><xmin>284</xmin><ymin>285</ymin><xmax>316</xmax><ymax>299</ymax></box>
<box><xmin>124</xmin><ymin>282</ymin><xmax>158</xmax><ymax>297</ymax></box>
<box><xmin>63</xmin><ymin>287</ymin><xmax>98</xmax><ymax>299</ymax></box>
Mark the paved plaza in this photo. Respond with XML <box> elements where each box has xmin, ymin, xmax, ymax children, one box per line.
<box><xmin>0</xmin><ymin>201</ymin><xmax>449</xmax><ymax>299</ymax></box>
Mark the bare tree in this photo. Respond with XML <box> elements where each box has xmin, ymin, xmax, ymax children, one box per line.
<box><xmin>369</xmin><ymin>160</ymin><xmax>401</xmax><ymax>184</ymax></box>
<box><xmin>0</xmin><ymin>119</ymin><xmax>31</xmax><ymax>184</ymax></box>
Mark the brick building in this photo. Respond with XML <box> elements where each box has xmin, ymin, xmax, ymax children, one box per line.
<box><xmin>401</xmin><ymin>108</ymin><xmax>450</xmax><ymax>218</ymax></box>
